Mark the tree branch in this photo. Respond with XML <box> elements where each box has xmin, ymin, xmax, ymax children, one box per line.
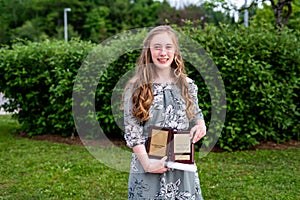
<box><xmin>237</xmin><ymin>0</ymin><xmax>265</xmax><ymax>12</ymax></box>
<box><xmin>283</xmin><ymin>1</ymin><xmax>293</xmax><ymax>26</ymax></box>
<box><xmin>270</xmin><ymin>0</ymin><xmax>276</xmax><ymax>9</ymax></box>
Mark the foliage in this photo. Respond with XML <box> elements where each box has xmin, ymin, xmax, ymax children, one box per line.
<box><xmin>0</xmin><ymin>0</ymin><xmax>171</xmax><ymax>44</ymax></box>
<box><xmin>157</xmin><ymin>3</ymin><xmax>233</xmax><ymax>28</ymax></box>
<box><xmin>83</xmin><ymin>6</ymin><xmax>110</xmax><ymax>42</ymax></box>
<box><xmin>0</xmin><ymin>115</ymin><xmax>299</xmax><ymax>199</ymax></box>
<box><xmin>0</xmin><ymin>0</ymin><xmax>237</xmax><ymax>45</ymax></box>
<box><xmin>180</xmin><ymin>22</ymin><xmax>300</xmax><ymax>150</ymax></box>
<box><xmin>1</xmin><ymin>23</ymin><xmax>299</xmax><ymax>150</ymax></box>
<box><xmin>206</xmin><ymin>0</ymin><xmax>299</xmax><ymax>30</ymax></box>
<box><xmin>251</xmin><ymin>1</ymin><xmax>300</xmax><ymax>31</ymax></box>
<box><xmin>1</xmin><ymin>0</ymin><xmax>299</xmax><ymax>45</ymax></box>
<box><xmin>0</xmin><ymin>39</ymin><xmax>95</xmax><ymax>136</ymax></box>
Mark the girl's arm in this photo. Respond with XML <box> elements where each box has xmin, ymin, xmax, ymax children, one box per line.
<box><xmin>190</xmin><ymin>119</ymin><xmax>206</xmax><ymax>143</ymax></box>
<box><xmin>132</xmin><ymin>144</ymin><xmax>168</xmax><ymax>173</ymax></box>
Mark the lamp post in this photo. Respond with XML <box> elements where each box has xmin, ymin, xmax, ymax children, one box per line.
<box><xmin>244</xmin><ymin>0</ymin><xmax>249</xmax><ymax>27</ymax></box>
<box><xmin>64</xmin><ymin>8</ymin><xmax>71</xmax><ymax>41</ymax></box>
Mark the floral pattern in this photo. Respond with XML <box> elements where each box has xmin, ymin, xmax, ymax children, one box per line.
<box><xmin>128</xmin><ymin>178</ymin><xmax>150</xmax><ymax>199</ymax></box>
<box><xmin>124</xmin><ymin>78</ymin><xmax>204</xmax><ymax>200</ymax></box>
<box><xmin>156</xmin><ymin>178</ymin><xmax>195</xmax><ymax>200</ymax></box>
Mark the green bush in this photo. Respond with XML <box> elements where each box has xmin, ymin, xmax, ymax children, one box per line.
<box><xmin>0</xmin><ymin>39</ymin><xmax>95</xmax><ymax>136</ymax></box>
<box><xmin>181</xmin><ymin>22</ymin><xmax>300</xmax><ymax>150</ymax></box>
<box><xmin>0</xmin><ymin>23</ymin><xmax>299</xmax><ymax>151</ymax></box>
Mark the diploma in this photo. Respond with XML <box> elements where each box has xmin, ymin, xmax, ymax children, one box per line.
<box><xmin>165</xmin><ymin>161</ymin><xmax>197</xmax><ymax>172</ymax></box>
<box><xmin>148</xmin><ymin>158</ymin><xmax>197</xmax><ymax>172</ymax></box>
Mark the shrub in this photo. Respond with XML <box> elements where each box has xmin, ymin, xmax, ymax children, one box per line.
<box><xmin>0</xmin><ymin>39</ymin><xmax>95</xmax><ymax>136</ymax></box>
<box><xmin>181</xmin><ymin>22</ymin><xmax>300</xmax><ymax>150</ymax></box>
<box><xmin>0</xmin><ymin>23</ymin><xmax>299</xmax><ymax>151</ymax></box>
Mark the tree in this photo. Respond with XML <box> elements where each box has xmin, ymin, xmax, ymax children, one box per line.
<box><xmin>0</xmin><ymin>0</ymin><xmax>170</xmax><ymax>44</ymax></box>
<box><xmin>157</xmin><ymin>2</ymin><xmax>233</xmax><ymax>28</ymax></box>
<box><xmin>157</xmin><ymin>4</ymin><xmax>206</xmax><ymax>27</ymax></box>
<box><xmin>251</xmin><ymin>1</ymin><xmax>300</xmax><ymax>30</ymax></box>
<box><xmin>202</xmin><ymin>2</ymin><xmax>235</xmax><ymax>26</ymax></box>
<box><xmin>270</xmin><ymin>0</ymin><xmax>293</xmax><ymax>28</ymax></box>
<box><xmin>205</xmin><ymin>0</ymin><xmax>295</xmax><ymax>29</ymax></box>
<box><xmin>0</xmin><ymin>0</ymin><xmax>87</xmax><ymax>44</ymax></box>
<box><xmin>238</xmin><ymin>0</ymin><xmax>294</xmax><ymax>28</ymax></box>
<box><xmin>83</xmin><ymin>6</ymin><xmax>110</xmax><ymax>42</ymax></box>
<box><xmin>286</xmin><ymin>1</ymin><xmax>300</xmax><ymax>30</ymax></box>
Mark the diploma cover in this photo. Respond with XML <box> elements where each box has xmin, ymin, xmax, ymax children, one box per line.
<box><xmin>146</xmin><ymin>126</ymin><xmax>194</xmax><ymax>164</ymax></box>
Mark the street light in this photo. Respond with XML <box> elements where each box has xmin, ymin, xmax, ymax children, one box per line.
<box><xmin>244</xmin><ymin>0</ymin><xmax>249</xmax><ymax>27</ymax></box>
<box><xmin>64</xmin><ymin>8</ymin><xmax>71</xmax><ymax>41</ymax></box>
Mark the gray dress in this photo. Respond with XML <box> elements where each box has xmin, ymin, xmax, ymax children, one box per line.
<box><xmin>124</xmin><ymin>78</ymin><xmax>204</xmax><ymax>200</ymax></box>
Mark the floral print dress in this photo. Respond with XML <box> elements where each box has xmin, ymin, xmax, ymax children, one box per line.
<box><xmin>124</xmin><ymin>78</ymin><xmax>204</xmax><ymax>200</ymax></box>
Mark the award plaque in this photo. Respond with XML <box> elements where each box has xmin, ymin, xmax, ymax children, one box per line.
<box><xmin>147</xmin><ymin>127</ymin><xmax>172</xmax><ymax>158</ymax></box>
<box><xmin>172</xmin><ymin>130</ymin><xmax>194</xmax><ymax>164</ymax></box>
<box><xmin>146</xmin><ymin>126</ymin><xmax>194</xmax><ymax>164</ymax></box>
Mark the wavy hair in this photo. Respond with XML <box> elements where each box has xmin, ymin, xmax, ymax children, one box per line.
<box><xmin>127</xmin><ymin>25</ymin><xmax>195</xmax><ymax>122</ymax></box>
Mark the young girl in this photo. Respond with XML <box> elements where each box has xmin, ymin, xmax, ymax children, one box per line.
<box><xmin>123</xmin><ymin>25</ymin><xmax>206</xmax><ymax>199</ymax></box>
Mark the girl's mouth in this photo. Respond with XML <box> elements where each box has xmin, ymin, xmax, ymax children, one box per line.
<box><xmin>157</xmin><ymin>58</ymin><xmax>169</xmax><ymax>64</ymax></box>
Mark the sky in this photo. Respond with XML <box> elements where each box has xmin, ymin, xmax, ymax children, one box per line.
<box><xmin>165</xmin><ymin>0</ymin><xmax>257</xmax><ymax>9</ymax></box>
<box><xmin>160</xmin><ymin>0</ymin><xmax>269</xmax><ymax>21</ymax></box>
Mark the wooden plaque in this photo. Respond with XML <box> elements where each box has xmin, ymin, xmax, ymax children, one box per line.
<box><xmin>172</xmin><ymin>130</ymin><xmax>194</xmax><ymax>164</ymax></box>
<box><xmin>146</xmin><ymin>126</ymin><xmax>194</xmax><ymax>164</ymax></box>
<box><xmin>147</xmin><ymin>127</ymin><xmax>172</xmax><ymax>158</ymax></box>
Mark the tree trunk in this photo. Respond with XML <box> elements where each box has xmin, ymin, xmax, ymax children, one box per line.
<box><xmin>270</xmin><ymin>0</ymin><xmax>293</xmax><ymax>29</ymax></box>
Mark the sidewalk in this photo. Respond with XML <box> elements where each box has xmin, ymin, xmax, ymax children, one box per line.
<box><xmin>0</xmin><ymin>93</ymin><xmax>9</xmax><ymax>114</ymax></box>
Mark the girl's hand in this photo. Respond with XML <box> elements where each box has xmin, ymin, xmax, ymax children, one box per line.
<box><xmin>133</xmin><ymin>145</ymin><xmax>168</xmax><ymax>174</ymax></box>
<box><xmin>146</xmin><ymin>156</ymin><xmax>168</xmax><ymax>173</ymax></box>
<box><xmin>190</xmin><ymin>120</ymin><xmax>206</xmax><ymax>143</ymax></box>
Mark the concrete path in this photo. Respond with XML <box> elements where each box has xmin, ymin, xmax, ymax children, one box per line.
<box><xmin>0</xmin><ymin>93</ymin><xmax>9</xmax><ymax>114</ymax></box>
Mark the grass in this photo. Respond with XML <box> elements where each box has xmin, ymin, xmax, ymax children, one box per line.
<box><xmin>0</xmin><ymin>114</ymin><xmax>299</xmax><ymax>200</ymax></box>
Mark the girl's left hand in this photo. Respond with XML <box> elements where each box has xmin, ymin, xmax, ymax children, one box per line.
<box><xmin>190</xmin><ymin>120</ymin><xmax>206</xmax><ymax>143</ymax></box>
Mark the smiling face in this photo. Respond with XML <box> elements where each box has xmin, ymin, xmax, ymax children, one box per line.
<box><xmin>149</xmin><ymin>32</ymin><xmax>175</xmax><ymax>70</ymax></box>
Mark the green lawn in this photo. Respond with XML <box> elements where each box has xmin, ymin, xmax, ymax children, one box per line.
<box><xmin>0</xmin><ymin>115</ymin><xmax>299</xmax><ymax>200</ymax></box>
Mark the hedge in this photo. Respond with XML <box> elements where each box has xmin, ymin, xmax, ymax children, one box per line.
<box><xmin>181</xmin><ymin>22</ymin><xmax>300</xmax><ymax>150</ymax></box>
<box><xmin>0</xmin><ymin>39</ymin><xmax>95</xmax><ymax>136</ymax></box>
<box><xmin>0</xmin><ymin>23</ymin><xmax>299</xmax><ymax>150</ymax></box>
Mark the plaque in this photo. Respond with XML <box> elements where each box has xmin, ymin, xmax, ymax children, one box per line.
<box><xmin>146</xmin><ymin>126</ymin><xmax>194</xmax><ymax>164</ymax></box>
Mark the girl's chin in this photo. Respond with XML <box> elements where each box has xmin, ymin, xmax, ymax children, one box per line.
<box><xmin>154</xmin><ymin>62</ymin><xmax>171</xmax><ymax>68</ymax></box>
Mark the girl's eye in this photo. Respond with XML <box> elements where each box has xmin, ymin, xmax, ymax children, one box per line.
<box><xmin>154</xmin><ymin>45</ymin><xmax>162</xmax><ymax>50</ymax></box>
<box><xmin>152</xmin><ymin>44</ymin><xmax>173</xmax><ymax>51</ymax></box>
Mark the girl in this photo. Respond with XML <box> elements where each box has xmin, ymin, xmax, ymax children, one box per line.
<box><xmin>123</xmin><ymin>25</ymin><xmax>206</xmax><ymax>199</ymax></box>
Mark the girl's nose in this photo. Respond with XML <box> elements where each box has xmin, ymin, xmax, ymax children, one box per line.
<box><xmin>159</xmin><ymin>48</ymin><xmax>167</xmax><ymax>56</ymax></box>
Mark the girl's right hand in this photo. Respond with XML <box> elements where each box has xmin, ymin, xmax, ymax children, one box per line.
<box><xmin>132</xmin><ymin>144</ymin><xmax>168</xmax><ymax>174</ymax></box>
<box><xmin>146</xmin><ymin>156</ymin><xmax>168</xmax><ymax>173</ymax></box>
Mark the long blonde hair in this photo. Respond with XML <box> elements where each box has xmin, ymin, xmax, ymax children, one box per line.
<box><xmin>128</xmin><ymin>25</ymin><xmax>195</xmax><ymax>122</ymax></box>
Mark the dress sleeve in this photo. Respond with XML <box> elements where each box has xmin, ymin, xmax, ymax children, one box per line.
<box><xmin>123</xmin><ymin>86</ymin><xmax>146</xmax><ymax>148</ymax></box>
<box><xmin>187</xmin><ymin>78</ymin><xmax>204</xmax><ymax>125</ymax></box>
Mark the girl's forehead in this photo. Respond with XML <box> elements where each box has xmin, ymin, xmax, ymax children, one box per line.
<box><xmin>150</xmin><ymin>33</ymin><xmax>174</xmax><ymax>45</ymax></box>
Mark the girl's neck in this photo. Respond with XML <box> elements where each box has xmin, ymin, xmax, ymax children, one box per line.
<box><xmin>154</xmin><ymin>68</ymin><xmax>175</xmax><ymax>83</ymax></box>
